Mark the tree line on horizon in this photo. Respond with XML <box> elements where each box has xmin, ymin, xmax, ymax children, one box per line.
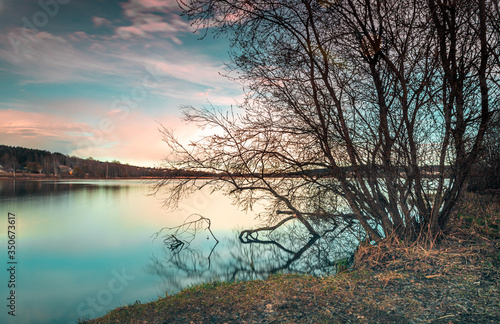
<box><xmin>0</xmin><ymin>145</ymin><xmax>167</xmax><ymax>178</ymax></box>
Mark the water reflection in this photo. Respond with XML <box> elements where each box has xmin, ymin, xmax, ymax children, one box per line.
<box><xmin>0</xmin><ymin>179</ymin><xmax>125</xmax><ymax>198</ymax></box>
<box><xmin>0</xmin><ymin>179</ymin><xmax>358</xmax><ymax>324</ymax></box>
<box><xmin>147</xmin><ymin>218</ymin><xmax>357</xmax><ymax>292</ymax></box>
<box><xmin>0</xmin><ymin>179</ymin><xmax>262</xmax><ymax>323</ymax></box>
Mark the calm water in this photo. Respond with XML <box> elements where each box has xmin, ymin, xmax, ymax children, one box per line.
<box><xmin>0</xmin><ymin>179</ymin><xmax>354</xmax><ymax>323</ymax></box>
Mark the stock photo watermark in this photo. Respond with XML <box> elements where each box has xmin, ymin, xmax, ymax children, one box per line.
<box><xmin>8</xmin><ymin>0</ymin><xmax>70</xmax><ymax>55</ymax></box>
<box><xmin>70</xmin><ymin>267</ymin><xmax>135</xmax><ymax>323</ymax></box>
<box><xmin>6</xmin><ymin>212</ymin><xmax>17</xmax><ymax>317</ymax></box>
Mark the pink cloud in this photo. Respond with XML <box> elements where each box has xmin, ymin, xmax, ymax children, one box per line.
<box><xmin>73</xmin><ymin>31</ymin><xmax>90</xmax><ymax>39</ymax></box>
<box><xmin>33</xmin><ymin>31</ymin><xmax>68</xmax><ymax>43</ymax></box>
<box><xmin>135</xmin><ymin>0</ymin><xmax>178</xmax><ymax>9</ymax></box>
<box><xmin>115</xmin><ymin>15</ymin><xmax>191</xmax><ymax>39</ymax></box>
<box><xmin>92</xmin><ymin>16</ymin><xmax>111</xmax><ymax>27</ymax></box>
<box><xmin>171</xmin><ymin>36</ymin><xmax>182</xmax><ymax>44</ymax></box>
<box><xmin>0</xmin><ymin>109</ymin><xmax>89</xmax><ymax>137</ymax></box>
<box><xmin>89</xmin><ymin>43</ymin><xmax>106</xmax><ymax>51</ymax></box>
<box><xmin>116</xmin><ymin>25</ymin><xmax>146</xmax><ymax>38</ymax></box>
<box><xmin>0</xmin><ymin>109</ymin><xmax>93</xmax><ymax>153</ymax></box>
<box><xmin>123</xmin><ymin>0</ymin><xmax>178</xmax><ymax>17</ymax></box>
<box><xmin>115</xmin><ymin>0</ymin><xmax>192</xmax><ymax>40</ymax></box>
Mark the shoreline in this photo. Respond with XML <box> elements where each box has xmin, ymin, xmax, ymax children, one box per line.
<box><xmin>84</xmin><ymin>238</ymin><xmax>500</xmax><ymax>324</ymax></box>
<box><xmin>83</xmin><ymin>192</ymin><xmax>500</xmax><ymax>324</ymax></box>
<box><xmin>0</xmin><ymin>173</ymin><xmax>164</xmax><ymax>180</ymax></box>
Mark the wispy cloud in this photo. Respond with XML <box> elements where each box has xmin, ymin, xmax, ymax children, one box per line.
<box><xmin>0</xmin><ymin>109</ymin><xmax>89</xmax><ymax>137</ymax></box>
<box><xmin>0</xmin><ymin>30</ymin><xmax>128</xmax><ymax>84</ymax></box>
<box><xmin>122</xmin><ymin>0</ymin><xmax>180</xmax><ymax>16</ymax></box>
<box><xmin>0</xmin><ymin>108</ymin><xmax>92</xmax><ymax>153</ymax></box>
<box><xmin>115</xmin><ymin>0</ymin><xmax>192</xmax><ymax>43</ymax></box>
<box><xmin>92</xmin><ymin>16</ymin><xmax>111</xmax><ymax>27</ymax></box>
<box><xmin>0</xmin><ymin>26</ymin><xmax>242</xmax><ymax>107</ymax></box>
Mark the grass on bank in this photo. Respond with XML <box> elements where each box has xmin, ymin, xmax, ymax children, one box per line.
<box><xmin>82</xmin><ymin>191</ymin><xmax>500</xmax><ymax>324</ymax></box>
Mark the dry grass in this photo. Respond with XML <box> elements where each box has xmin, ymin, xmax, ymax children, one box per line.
<box><xmin>450</xmin><ymin>190</ymin><xmax>500</xmax><ymax>241</ymax></box>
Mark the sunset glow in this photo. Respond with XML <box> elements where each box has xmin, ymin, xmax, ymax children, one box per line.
<box><xmin>0</xmin><ymin>0</ymin><xmax>243</xmax><ymax>166</ymax></box>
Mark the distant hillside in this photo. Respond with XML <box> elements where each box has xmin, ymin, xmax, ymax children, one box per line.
<box><xmin>0</xmin><ymin>144</ymin><xmax>166</xmax><ymax>178</ymax></box>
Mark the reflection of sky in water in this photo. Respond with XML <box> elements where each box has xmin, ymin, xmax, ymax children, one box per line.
<box><xmin>0</xmin><ymin>180</ymin><xmax>258</xmax><ymax>324</ymax></box>
<box><xmin>0</xmin><ymin>180</ymin><xmax>356</xmax><ymax>324</ymax></box>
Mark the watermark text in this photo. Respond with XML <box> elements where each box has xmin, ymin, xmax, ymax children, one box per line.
<box><xmin>6</xmin><ymin>212</ymin><xmax>17</xmax><ymax>317</ymax></box>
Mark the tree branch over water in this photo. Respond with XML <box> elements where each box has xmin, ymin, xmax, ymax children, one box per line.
<box><xmin>152</xmin><ymin>214</ymin><xmax>219</xmax><ymax>263</ymax></box>
<box><xmin>155</xmin><ymin>0</ymin><xmax>499</xmax><ymax>243</ymax></box>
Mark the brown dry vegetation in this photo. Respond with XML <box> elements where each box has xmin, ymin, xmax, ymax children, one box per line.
<box><xmin>84</xmin><ymin>192</ymin><xmax>500</xmax><ymax>324</ymax></box>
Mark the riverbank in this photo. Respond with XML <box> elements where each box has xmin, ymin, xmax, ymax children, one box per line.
<box><xmin>0</xmin><ymin>173</ymin><xmax>162</xmax><ymax>180</ymax></box>
<box><xmin>83</xmin><ymin>192</ymin><xmax>500</xmax><ymax>324</ymax></box>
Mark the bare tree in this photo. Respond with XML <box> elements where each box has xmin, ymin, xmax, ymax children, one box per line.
<box><xmin>155</xmin><ymin>0</ymin><xmax>499</xmax><ymax>243</ymax></box>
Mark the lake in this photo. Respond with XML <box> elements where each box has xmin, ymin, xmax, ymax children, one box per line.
<box><xmin>0</xmin><ymin>179</ymin><xmax>355</xmax><ymax>323</ymax></box>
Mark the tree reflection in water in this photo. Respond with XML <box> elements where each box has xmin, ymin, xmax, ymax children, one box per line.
<box><xmin>147</xmin><ymin>215</ymin><xmax>358</xmax><ymax>293</ymax></box>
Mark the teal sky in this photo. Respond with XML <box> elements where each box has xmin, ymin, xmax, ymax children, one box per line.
<box><xmin>0</xmin><ymin>0</ymin><xmax>244</xmax><ymax>167</ymax></box>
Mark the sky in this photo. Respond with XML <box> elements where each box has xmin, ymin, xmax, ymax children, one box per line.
<box><xmin>0</xmin><ymin>0</ymin><xmax>244</xmax><ymax>167</ymax></box>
